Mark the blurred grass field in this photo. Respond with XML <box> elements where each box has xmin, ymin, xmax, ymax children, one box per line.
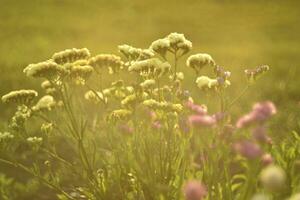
<box><xmin>1</xmin><ymin>0</ymin><xmax>300</xmax><ymax>136</ymax></box>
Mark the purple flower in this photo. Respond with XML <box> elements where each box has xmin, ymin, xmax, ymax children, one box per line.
<box><xmin>183</xmin><ymin>180</ymin><xmax>207</xmax><ymax>200</ymax></box>
<box><xmin>234</xmin><ymin>140</ymin><xmax>262</xmax><ymax>159</ymax></box>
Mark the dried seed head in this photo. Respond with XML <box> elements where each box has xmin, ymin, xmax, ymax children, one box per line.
<box><xmin>245</xmin><ymin>65</ymin><xmax>270</xmax><ymax>83</ymax></box>
<box><xmin>52</xmin><ymin>48</ymin><xmax>90</xmax><ymax>64</ymax></box>
<box><xmin>2</xmin><ymin>90</ymin><xmax>38</xmax><ymax>104</ymax></box>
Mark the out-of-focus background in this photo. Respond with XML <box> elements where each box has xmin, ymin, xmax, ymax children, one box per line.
<box><xmin>1</xmin><ymin>0</ymin><xmax>299</xmax><ymax>136</ymax></box>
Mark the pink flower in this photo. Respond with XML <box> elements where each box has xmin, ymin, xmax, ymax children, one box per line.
<box><xmin>261</xmin><ymin>153</ymin><xmax>273</xmax><ymax>166</ymax></box>
<box><xmin>188</xmin><ymin>115</ymin><xmax>216</xmax><ymax>127</ymax></box>
<box><xmin>185</xmin><ymin>100</ymin><xmax>207</xmax><ymax>115</ymax></box>
<box><xmin>118</xmin><ymin>124</ymin><xmax>133</xmax><ymax>135</ymax></box>
<box><xmin>183</xmin><ymin>180</ymin><xmax>207</xmax><ymax>200</ymax></box>
<box><xmin>234</xmin><ymin>140</ymin><xmax>262</xmax><ymax>159</ymax></box>
<box><xmin>252</xmin><ymin>126</ymin><xmax>269</xmax><ymax>143</ymax></box>
<box><xmin>236</xmin><ymin>101</ymin><xmax>277</xmax><ymax>128</ymax></box>
<box><xmin>236</xmin><ymin>113</ymin><xmax>255</xmax><ymax>128</ymax></box>
<box><xmin>252</xmin><ymin>101</ymin><xmax>277</xmax><ymax>121</ymax></box>
<box><xmin>152</xmin><ymin>121</ymin><xmax>162</xmax><ymax>129</ymax></box>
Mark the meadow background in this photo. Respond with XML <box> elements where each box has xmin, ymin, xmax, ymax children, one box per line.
<box><xmin>0</xmin><ymin>0</ymin><xmax>300</xmax><ymax>199</ymax></box>
<box><xmin>1</xmin><ymin>0</ymin><xmax>300</xmax><ymax>151</ymax></box>
<box><xmin>1</xmin><ymin>0</ymin><xmax>299</xmax><ymax>137</ymax></box>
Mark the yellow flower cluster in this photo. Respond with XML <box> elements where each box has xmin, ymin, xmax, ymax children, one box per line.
<box><xmin>2</xmin><ymin>90</ymin><xmax>38</xmax><ymax>104</ymax></box>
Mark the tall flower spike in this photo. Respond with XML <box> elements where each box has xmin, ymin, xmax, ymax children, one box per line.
<box><xmin>2</xmin><ymin>90</ymin><xmax>38</xmax><ymax>104</ymax></box>
<box><xmin>187</xmin><ymin>53</ymin><xmax>215</xmax><ymax>74</ymax></box>
<box><xmin>52</xmin><ymin>48</ymin><xmax>90</xmax><ymax>64</ymax></box>
<box><xmin>88</xmin><ymin>54</ymin><xmax>123</xmax><ymax>74</ymax></box>
<box><xmin>24</xmin><ymin>60</ymin><xmax>67</xmax><ymax>79</ymax></box>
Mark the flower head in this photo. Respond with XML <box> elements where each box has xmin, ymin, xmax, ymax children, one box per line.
<box><xmin>289</xmin><ymin>193</ymin><xmax>300</xmax><ymax>200</ymax></box>
<box><xmin>183</xmin><ymin>180</ymin><xmax>207</xmax><ymax>200</ymax></box>
<box><xmin>128</xmin><ymin>58</ymin><xmax>171</xmax><ymax>78</ymax></box>
<box><xmin>140</xmin><ymin>79</ymin><xmax>156</xmax><ymax>89</ymax></box>
<box><xmin>150</xmin><ymin>38</ymin><xmax>170</xmax><ymax>58</ymax></box>
<box><xmin>32</xmin><ymin>95</ymin><xmax>56</xmax><ymax>111</ymax></box>
<box><xmin>52</xmin><ymin>48</ymin><xmax>90</xmax><ymax>64</ymax></box>
<box><xmin>66</xmin><ymin>60</ymin><xmax>94</xmax><ymax>85</ymax></box>
<box><xmin>236</xmin><ymin>101</ymin><xmax>276</xmax><ymax>128</ymax></box>
<box><xmin>188</xmin><ymin>115</ymin><xmax>216</xmax><ymax>127</ymax></box>
<box><xmin>0</xmin><ymin>132</ymin><xmax>14</xmax><ymax>142</ymax></box>
<box><xmin>233</xmin><ymin>140</ymin><xmax>262</xmax><ymax>159</ymax></box>
<box><xmin>167</xmin><ymin>32</ymin><xmax>192</xmax><ymax>55</ymax></box>
<box><xmin>261</xmin><ymin>153</ymin><xmax>273</xmax><ymax>166</ymax></box>
<box><xmin>27</xmin><ymin>136</ymin><xmax>43</xmax><ymax>144</ymax></box>
<box><xmin>187</xmin><ymin>53</ymin><xmax>215</xmax><ymax>73</ymax></box>
<box><xmin>2</xmin><ymin>90</ymin><xmax>38</xmax><ymax>104</ymax></box>
<box><xmin>88</xmin><ymin>54</ymin><xmax>123</xmax><ymax>74</ymax></box>
<box><xmin>260</xmin><ymin>165</ymin><xmax>286</xmax><ymax>192</ymax></box>
<box><xmin>24</xmin><ymin>60</ymin><xmax>67</xmax><ymax>79</ymax></box>
<box><xmin>245</xmin><ymin>65</ymin><xmax>270</xmax><ymax>83</ymax></box>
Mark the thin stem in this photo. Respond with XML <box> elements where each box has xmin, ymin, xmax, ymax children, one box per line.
<box><xmin>173</xmin><ymin>50</ymin><xmax>178</xmax><ymax>81</ymax></box>
<box><xmin>226</xmin><ymin>84</ymin><xmax>250</xmax><ymax>111</ymax></box>
<box><xmin>0</xmin><ymin>158</ymin><xmax>76</xmax><ymax>200</ymax></box>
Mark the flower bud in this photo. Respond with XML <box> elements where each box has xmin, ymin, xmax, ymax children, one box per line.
<box><xmin>260</xmin><ymin>165</ymin><xmax>286</xmax><ymax>192</ymax></box>
<box><xmin>183</xmin><ymin>180</ymin><xmax>207</xmax><ymax>200</ymax></box>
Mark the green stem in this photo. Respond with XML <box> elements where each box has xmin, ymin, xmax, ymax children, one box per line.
<box><xmin>226</xmin><ymin>84</ymin><xmax>250</xmax><ymax>111</ymax></box>
<box><xmin>0</xmin><ymin>158</ymin><xmax>76</xmax><ymax>200</ymax></box>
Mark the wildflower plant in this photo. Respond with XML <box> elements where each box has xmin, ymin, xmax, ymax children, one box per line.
<box><xmin>0</xmin><ymin>33</ymin><xmax>299</xmax><ymax>200</ymax></box>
